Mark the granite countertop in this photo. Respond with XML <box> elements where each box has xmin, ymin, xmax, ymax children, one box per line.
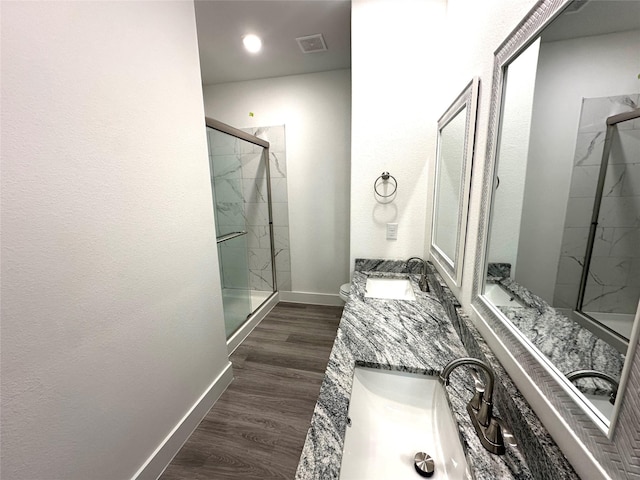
<box><xmin>295</xmin><ymin>270</ymin><xmax>531</xmax><ymax>479</ymax></box>
<box><xmin>493</xmin><ymin>277</ymin><xmax>625</xmax><ymax>395</ymax></box>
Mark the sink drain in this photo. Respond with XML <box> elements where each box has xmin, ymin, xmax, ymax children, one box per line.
<box><xmin>413</xmin><ymin>452</ymin><xmax>434</xmax><ymax>477</ymax></box>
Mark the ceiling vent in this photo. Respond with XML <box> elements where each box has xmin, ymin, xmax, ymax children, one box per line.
<box><xmin>296</xmin><ymin>34</ymin><xmax>327</xmax><ymax>53</ymax></box>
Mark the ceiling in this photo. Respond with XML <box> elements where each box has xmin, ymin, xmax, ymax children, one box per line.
<box><xmin>542</xmin><ymin>0</ymin><xmax>640</xmax><ymax>42</ymax></box>
<box><xmin>194</xmin><ymin>0</ymin><xmax>351</xmax><ymax>86</ymax></box>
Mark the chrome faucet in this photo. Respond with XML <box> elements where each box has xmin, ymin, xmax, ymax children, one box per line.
<box><xmin>566</xmin><ymin>369</ymin><xmax>619</xmax><ymax>405</ymax></box>
<box><xmin>405</xmin><ymin>257</ymin><xmax>429</xmax><ymax>292</ymax></box>
<box><xmin>440</xmin><ymin>357</ymin><xmax>512</xmax><ymax>455</ymax></box>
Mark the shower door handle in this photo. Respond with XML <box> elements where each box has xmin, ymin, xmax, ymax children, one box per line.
<box><xmin>216</xmin><ymin>231</ymin><xmax>248</xmax><ymax>244</ymax></box>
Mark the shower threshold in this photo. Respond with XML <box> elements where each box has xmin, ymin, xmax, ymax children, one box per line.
<box><xmin>226</xmin><ymin>290</ymin><xmax>279</xmax><ymax>354</ymax></box>
<box><xmin>584</xmin><ymin>311</ymin><xmax>635</xmax><ymax>340</ymax></box>
<box><xmin>571</xmin><ymin>310</ymin><xmax>631</xmax><ymax>354</ymax></box>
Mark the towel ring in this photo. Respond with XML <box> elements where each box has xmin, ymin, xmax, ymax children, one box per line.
<box><xmin>374</xmin><ymin>172</ymin><xmax>398</xmax><ymax>198</ymax></box>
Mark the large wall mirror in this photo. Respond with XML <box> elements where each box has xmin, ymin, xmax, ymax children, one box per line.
<box><xmin>431</xmin><ymin>78</ymin><xmax>479</xmax><ymax>287</ymax></box>
<box><xmin>472</xmin><ymin>0</ymin><xmax>640</xmax><ymax>476</ymax></box>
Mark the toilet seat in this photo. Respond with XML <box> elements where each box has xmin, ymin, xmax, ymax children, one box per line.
<box><xmin>339</xmin><ymin>283</ymin><xmax>351</xmax><ymax>302</ymax></box>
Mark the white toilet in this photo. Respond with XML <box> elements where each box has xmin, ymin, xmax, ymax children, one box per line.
<box><xmin>339</xmin><ymin>282</ymin><xmax>351</xmax><ymax>302</ymax></box>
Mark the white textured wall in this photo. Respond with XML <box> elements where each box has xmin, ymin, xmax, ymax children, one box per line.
<box><xmin>202</xmin><ymin>70</ymin><xmax>352</xmax><ymax>295</ymax></box>
<box><xmin>516</xmin><ymin>30</ymin><xmax>640</xmax><ymax>303</ymax></box>
<box><xmin>350</xmin><ymin>0</ymin><xmax>446</xmax><ymax>270</ymax></box>
<box><xmin>487</xmin><ymin>38</ymin><xmax>540</xmax><ymax>275</ymax></box>
<box><xmin>1</xmin><ymin>3</ymin><xmax>230</xmax><ymax>479</ymax></box>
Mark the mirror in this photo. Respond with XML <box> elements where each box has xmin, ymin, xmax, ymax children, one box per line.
<box><xmin>473</xmin><ymin>1</ymin><xmax>640</xmax><ymax>477</ymax></box>
<box><xmin>485</xmin><ymin>0</ymin><xmax>640</xmax><ymax>425</ymax></box>
<box><xmin>431</xmin><ymin>78</ymin><xmax>479</xmax><ymax>287</ymax></box>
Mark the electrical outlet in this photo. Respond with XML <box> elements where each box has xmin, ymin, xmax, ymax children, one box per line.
<box><xmin>387</xmin><ymin>223</ymin><xmax>398</xmax><ymax>240</ymax></box>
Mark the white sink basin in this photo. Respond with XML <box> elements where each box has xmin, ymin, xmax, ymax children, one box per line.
<box><xmin>483</xmin><ymin>283</ymin><xmax>526</xmax><ymax>307</ymax></box>
<box><xmin>365</xmin><ymin>277</ymin><xmax>416</xmax><ymax>301</ymax></box>
<box><xmin>340</xmin><ymin>367</ymin><xmax>470</xmax><ymax>480</ymax></box>
<box><xmin>585</xmin><ymin>393</ymin><xmax>615</xmax><ymax>422</ymax></box>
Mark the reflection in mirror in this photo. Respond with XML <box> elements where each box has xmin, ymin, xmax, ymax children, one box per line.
<box><xmin>431</xmin><ymin>78</ymin><xmax>479</xmax><ymax>286</ymax></box>
<box><xmin>575</xmin><ymin>108</ymin><xmax>640</xmax><ymax>351</ymax></box>
<box><xmin>482</xmin><ymin>0</ymin><xmax>639</xmax><ymax>431</ymax></box>
<box><xmin>435</xmin><ymin>109</ymin><xmax>466</xmax><ymax>260</ymax></box>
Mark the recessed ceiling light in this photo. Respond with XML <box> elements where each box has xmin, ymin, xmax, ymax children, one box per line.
<box><xmin>242</xmin><ymin>34</ymin><xmax>262</xmax><ymax>54</ymax></box>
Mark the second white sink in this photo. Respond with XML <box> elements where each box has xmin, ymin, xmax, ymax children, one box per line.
<box><xmin>365</xmin><ymin>277</ymin><xmax>416</xmax><ymax>301</ymax></box>
<box><xmin>483</xmin><ymin>283</ymin><xmax>526</xmax><ymax>307</ymax></box>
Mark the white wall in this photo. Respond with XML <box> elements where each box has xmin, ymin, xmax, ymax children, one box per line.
<box><xmin>1</xmin><ymin>3</ymin><xmax>231</xmax><ymax>479</ymax></box>
<box><xmin>350</xmin><ymin>0</ymin><xmax>446</xmax><ymax>269</ymax></box>
<box><xmin>202</xmin><ymin>70</ymin><xmax>351</xmax><ymax>297</ymax></box>
<box><xmin>516</xmin><ymin>30</ymin><xmax>640</xmax><ymax>302</ymax></box>
<box><xmin>487</xmin><ymin>39</ymin><xmax>540</xmax><ymax>275</ymax></box>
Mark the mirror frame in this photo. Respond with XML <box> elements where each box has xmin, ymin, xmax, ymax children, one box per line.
<box><xmin>430</xmin><ymin>77</ymin><xmax>479</xmax><ymax>288</ymax></box>
<box><xmin>471</xmin><ymin>0</ymin><xmax>640</xmax><ymax>477</ymax></box>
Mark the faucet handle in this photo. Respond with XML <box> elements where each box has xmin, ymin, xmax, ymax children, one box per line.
<box><xmin>501</xmin><ymin>424</ymin><xmax>518</xmax><ymax>448</ymax></box>
<box><xmin>485</xmin><ymin>418</ymin><xmax>504</xmax><ymax>450</ymax></box>
<box><xmin>477</xmin><ymin>399</ymin><xmax>492</xmax><ymax>427</ymax></box>
<box><xmin>470</xmin><ymin>388</ymin><xmax>484</xmax><ymax>412</ymax></box>
<box><xmin>464</xmin><ymin>366</ymin><xmax>493</xmax><ymax>426</ymax></box>
<box><xmin>418</xmin><ymin>277</ymin><xmax>430</xmax><ymax>293</ymax></box>
<box><xmin>487</xmin><ymin>417</ymin><xmax>517</xmax><ymax>450</ymax></box>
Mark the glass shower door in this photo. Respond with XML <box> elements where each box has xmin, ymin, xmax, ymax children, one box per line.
<box><xmin>207</xmin><ymin>123</ymin><xmax>276</xmax><ymax>339</ymax></box>
<box><xmin>216</xmin><ymin>234</ymin><xmax>252</xmax><ymax>338</ymax></box>
<box><xmin>577</xmin><ymin>108</ymin><xmax>640</xmax><ymax>346</ymax></box>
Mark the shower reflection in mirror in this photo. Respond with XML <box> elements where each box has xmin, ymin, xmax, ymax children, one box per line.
<box><xmin>481</xmin><ymin>1</ymin><xmax>640</xmax><ymax>426</ymax></box>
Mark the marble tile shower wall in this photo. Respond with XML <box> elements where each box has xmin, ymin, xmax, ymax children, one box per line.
<box><xmin>242</xmin><ymin>125</ymin><xmax>291</xmax><ymax>292</ymax></box>
<box><xmin>208</xmin><ymin>126</ymin><xmax>292</xmax><ymax>293</ymax></box>
<box><xmin>554</xmin><ymin>95</ymin><xmax>640</xmax><ymax>314</ymax></box>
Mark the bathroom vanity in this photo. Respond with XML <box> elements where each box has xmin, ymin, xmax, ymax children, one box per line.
<box><xmin>295</xmin><ymin>260</ymin><xmax>577</xmax><ymax>479</ymax></box>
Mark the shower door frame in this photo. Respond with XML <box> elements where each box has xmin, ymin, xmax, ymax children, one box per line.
<box><xmin>206</xmin><ymin>117</ymin><xmax>278</xmax><ymax>347</ymax></box>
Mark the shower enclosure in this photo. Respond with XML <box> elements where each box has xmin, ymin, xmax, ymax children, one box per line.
<box><xmin>206</xmin><ymin>118</ymin><xmax>277</xmax><ymax>345</ymax></box>
<box><xmin>572</xmin><ymin>105</ymin><xmax>640</xmax><ymax>352</ymax></box>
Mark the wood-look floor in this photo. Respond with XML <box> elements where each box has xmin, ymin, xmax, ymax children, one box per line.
<box><xmin>160</xmin><ymin>302</ymin><xmax>343</xmax><ymax>480</ymax></box>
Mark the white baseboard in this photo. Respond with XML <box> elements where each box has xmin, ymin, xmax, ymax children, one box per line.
<box><xmin>132</xmin><ymin>362</ymin><xmax>234</xmax><ymax>480</ymax></box>
<box><xmin>279</xmin><ymin>290</ymin><xmax>345</xmax><ymax>306</ymax></box>
<box><xmin>227</xmin><ymin>291</ymin><xmax>279</xmax><ymax>354</ymax></box>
